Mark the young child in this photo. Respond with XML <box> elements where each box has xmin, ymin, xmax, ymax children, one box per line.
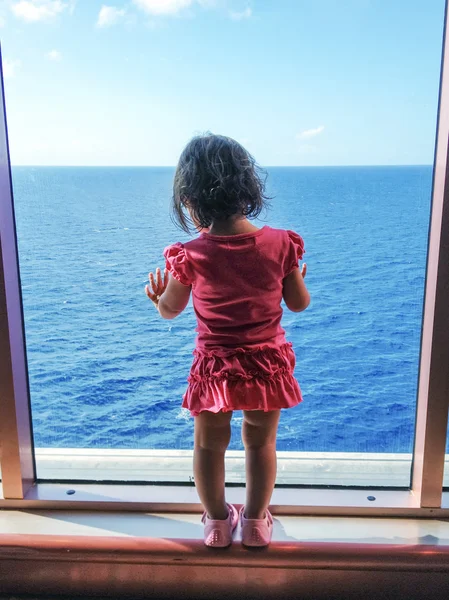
<box><xmin>146</xmin><ymin>134</ymin><xmax>310</xmax><ymax>548</ymax></box>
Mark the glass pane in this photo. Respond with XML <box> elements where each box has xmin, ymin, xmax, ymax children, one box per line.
<box><xmin>2</xmin><ymin>0</ymin><xmax>445</xmax><ymax>485</ymax></box>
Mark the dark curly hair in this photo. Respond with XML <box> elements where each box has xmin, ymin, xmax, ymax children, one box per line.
<box><xmin>172</xmin><ymin>133</ymin><xmax>270</xmax><ymax>233</ymax></box>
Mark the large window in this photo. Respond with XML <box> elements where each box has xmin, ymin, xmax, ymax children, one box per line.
<box><xmin>1</xmin><ymin>1</ymin><xmax>449</xmax><ymax>506</ymax></box>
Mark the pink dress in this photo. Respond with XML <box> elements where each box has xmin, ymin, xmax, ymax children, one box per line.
<box><xmin>163</xmin><ymin>226</ymin><xmax>305</xmax><ymax>416</ymax></box>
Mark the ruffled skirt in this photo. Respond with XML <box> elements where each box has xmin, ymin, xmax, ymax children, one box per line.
<box><xmin>182</xmin><ymin>342</ymin><xmax>302</xmax><ymax>416</ymax></box>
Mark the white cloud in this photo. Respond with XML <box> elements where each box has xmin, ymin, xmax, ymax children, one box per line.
<box><xmin>229</xmin><ymin>6</ymin><xmax>251</xmax><ymax>20</ymax></box>
<box><xmin>11</xmin><ymin>0</ymin><xmax>68</xmax><ymax>22</ymax></box>
<box><xmin>3</xmin><ymin>58</ymin><xmax>21</xmax><ymax>79</ymax></box>
<box><xmin>296</xmin><ymin>125</ymin><xmax>325</xmax><ymax>139</ymax></box>
<box><xmin>47</xmin><ymin>49</ymin><xmax>62</xmax><ymax>61</ymax></box>
<box><xmin>97</xmin><ymin>5</ymin><xmax>126</xmax><ymax>27</ymax></box>
<box><xmin>132</xmin><ymin>0</ymin><xmax>193</xmax><ymax>16</ymax></box>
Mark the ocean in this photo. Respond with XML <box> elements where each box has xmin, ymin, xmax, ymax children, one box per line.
<box><xmin>11</xmin><ymin>165</ymin><xmax>431</xmax><ymax>453</ymax></box>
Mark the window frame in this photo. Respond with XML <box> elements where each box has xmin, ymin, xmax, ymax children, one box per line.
<box><xmin>1</xmin><ymin>3</ymin><xmax>449</xmax><ymax>513</ymax></box>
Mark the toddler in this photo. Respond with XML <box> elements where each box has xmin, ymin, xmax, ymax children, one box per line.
<box><xmin>146</xmin><ymin>134</ymin><xmax>310</xmax><ymax>548</ymax></box>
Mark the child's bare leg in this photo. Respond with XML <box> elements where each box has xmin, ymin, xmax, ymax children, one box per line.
<box><xmin>194</xmin><ymin>410</ymin><xmax>233</xmax><ymax>520</ymax></box>
<box><xmin>242</xmin><ymin>410</ymin><xmax>280</xmax><ymax>519</ymax></box>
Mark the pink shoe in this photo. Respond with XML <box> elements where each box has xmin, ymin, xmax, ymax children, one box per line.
<box><xmin>240</xmin><ymin>507</ymin><xmax>273</xmax><ymax>547</ymax></box>
<box><xmin>202</xmin><ymin>503</ymin><xmax>238</xmax><ymax>548</ymax></box>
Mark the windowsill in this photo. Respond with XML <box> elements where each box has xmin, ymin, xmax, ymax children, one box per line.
<box><xmin>1</xmin><ymin>509</ymin><xmax>449</xmax><ymax>598</ymax></box>
<box><xmin>1</xmin><ymin>507</ymin><xmax>449</xmax><ymax>545</ymax></box>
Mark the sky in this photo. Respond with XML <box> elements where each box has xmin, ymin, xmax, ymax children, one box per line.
<box><xmin>0</xmin><ymin>0</ymin><xmax>446</xmax><ymax>166</ymax></box>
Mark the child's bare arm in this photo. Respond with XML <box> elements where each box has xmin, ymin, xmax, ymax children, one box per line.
<box><xmin>158</xmin><ymin>277</ymin><xmax>191</xmax><ymax>319</ymax></box>
<box><xmin>146</xmin><ymin>267</ymin><xmax>191</xmax><ymax>319</ymax></box>
<box><xmin>282</xmin><ymin>264</ymin><xmax>310</xmax><ymax>313</ymax></box>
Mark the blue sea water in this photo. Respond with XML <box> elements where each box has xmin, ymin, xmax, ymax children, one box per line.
<box><xmin>11</xmin><ymin>166</ymin><xmax>431</xmax><ymax>453</ymax></box>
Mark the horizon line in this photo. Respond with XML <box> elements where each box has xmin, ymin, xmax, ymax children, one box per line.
<box><xmin>11</xmin><ymin>164</ymin><xmax>433</xmax><ymax>169</ymax></box>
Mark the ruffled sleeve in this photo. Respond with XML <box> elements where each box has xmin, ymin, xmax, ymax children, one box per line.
<box><xmin>284</xmin><ymin>230</ymin><xmax>305</xmax><ymax>277</ymax></box>
<box><xmin>163</xmin><ymin>242</ymin><xmax>194</xmax><ymax>287</ymax></box>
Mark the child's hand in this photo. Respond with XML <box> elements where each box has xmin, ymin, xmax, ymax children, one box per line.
<box><xmin>145</xmin><ymin>267</ymin><xmax>169</xmax><ymax>308</ymax></box>
<box><xmin>301</xmin><ymin>263</ymin><xmax>307</xmax><ymax>278</ymax></box>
